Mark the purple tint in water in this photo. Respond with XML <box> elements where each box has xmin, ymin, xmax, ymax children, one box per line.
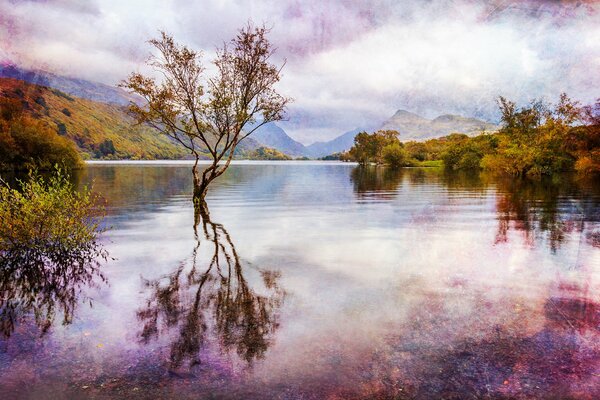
<box><xmin>1</xmin><ymin>162</ymin><xmax>599</xmax><ymax>399</ymax></box>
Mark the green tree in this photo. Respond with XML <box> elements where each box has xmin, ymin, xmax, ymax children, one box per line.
<box><xmin>482</xmin><ymin>94</ymin><xmax>580</xmax><ymax>176</ymax></box>
<box><xmin>442</xmin><ymin>134</ymin><xmax>497</xmax><ymax>170</ymax></box>
<box><xmin>97</xmin><ymin>139</ymin><xmax>117</xmax><ymax>157</ymax></box>
<box><xmin>382</xmin><ymin>142</ymin><xmax>410</xmax><ymax>168</ymax></box>
<box><xmin>348</xmin><ymin>130</ymin><xmax>401</xmax><ymax>165</ymax></box>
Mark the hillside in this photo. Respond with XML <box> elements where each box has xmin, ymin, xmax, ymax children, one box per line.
<box><xmin>381</xmin><ymin>109</ymin><xmax>498</xmax><ymax>141</ymax></box>
<box><xmin>0</xmin><ymin>77</ymin><xmax>189</xmax><ymax>160</ymax></box>
<box><xmin>0</xmin><ymin>63</ymin><xmax>138</xmax><ymax>106</ymax></box>
<box><xmin>0</xmin><ymin>77</ymin><xmax>281</xmax><ymax>161</ymax></box>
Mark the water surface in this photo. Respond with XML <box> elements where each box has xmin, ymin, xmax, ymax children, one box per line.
<box><xmin>1</xmin><ymin>161</ymin><xmax>599</xmax><ymax>399</ymax></box>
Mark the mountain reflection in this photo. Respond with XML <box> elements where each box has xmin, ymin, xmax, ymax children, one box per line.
<box><xmin>137</xmin><ymin>202</ymin><xmax>284</xmax><ymax>369</ymax></box>
<box><xmin>0</xmin><ymin>235</ymin><xmax>107</xmax><ymax>337</ymax></box>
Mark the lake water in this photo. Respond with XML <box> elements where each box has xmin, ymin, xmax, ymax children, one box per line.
<box><xmin>1</xmin><ymin>161</ymin><xmax>600</xmax><ymax>399</ymax></box>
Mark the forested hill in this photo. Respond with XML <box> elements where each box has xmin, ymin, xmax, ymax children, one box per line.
<box><xmin>0</xmin><ymin>77</ymin><xmax>190</xmax><ymax>160</ymax></box>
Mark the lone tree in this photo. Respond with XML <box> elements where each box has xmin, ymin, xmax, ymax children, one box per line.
<box><xmin>122</xmin><ymin>25</ymin><xmax>289</xmax><ymax>203</ymax></box>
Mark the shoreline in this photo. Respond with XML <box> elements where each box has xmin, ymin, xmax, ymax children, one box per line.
<box><xmin>85</xmin><ymin>159</ymin><xmax>358</xmax><ymax>166</ymax></box>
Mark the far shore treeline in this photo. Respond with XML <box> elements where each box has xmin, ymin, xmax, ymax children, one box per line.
<box><xmin>1</xmin><ymin>88</ymin><xmax>598</xmax><ymax>177</ymax></box>
<box><xmin>339</xmin><ymin>94</ymin><xmax>599</xmax><ymax>176</ymax></box>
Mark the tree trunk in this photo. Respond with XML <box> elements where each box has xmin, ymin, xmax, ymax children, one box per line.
<box><xmin>191</xmin><ymin>152</ymin><xmax>237</xmax><ymax>204</ymax></box>
<box><xmin>192</xmin><ymin>167</ymin><xmax>209</xmax><ymax>204</ymax></box>
<box><xmin>192</xmin><ymin>158</ymin><xmax>207</xmax><ymax>204</ymax></box>
<box><xmin>193</xmin><ymin>196</ymin><xmax>210</xmax><ymax>235</ymax></box>
<box><xmin>192</xmin><ymin>159</ymin><xmax>218</xmax><ymax>205</ymax></box>
<box><xmin>193</xmin><ymin>179</ymin><xmax>210</xmax><ymax>204</ymax></box>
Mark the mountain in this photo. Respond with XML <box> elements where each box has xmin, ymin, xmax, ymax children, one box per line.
<box><xmin>381</xmin><ymin>109</ymin><xmax>499</xmax><ymax>141</ymax></box>
<box><xmin>0</xmin><ymin>64</ymin><xmax>501</xmax><ymax>159</ymax></box>
<box><xmin>306</xmin><ymin>128</ymin><xmax>362</xmax><ymax>158</ymax></box>
<box><xmin>250</xmin><ymin>122</ymin><xmax>308</xmax><ymax>157</ymax></box>
<box><xmin>305</xmin><ymin>109</ymin><xmax>498</xmax><ymax>158</ymax></box>
<box><xmin>0</xmin><ymin>63</ymin><xmax>139</xmax><ymax>106</ymax></box>
<box><xmin>245</xmin><ymin>123</ymin><xmax>364</xmax><ymax>159</ymax></box>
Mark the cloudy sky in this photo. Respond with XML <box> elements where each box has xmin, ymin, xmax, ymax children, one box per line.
<box><xmin>1</xmin><ymin>0</ymin><xmax>599</xmax><ymax>144</ymax></box>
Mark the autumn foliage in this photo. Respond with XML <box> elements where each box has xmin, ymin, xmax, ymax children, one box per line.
<box><xmin>0</xmin><ymin>77</ymin><xmax>188</xmax><ymax>165</ymax></box>
<box><xmin>0</xmin><ymin>168</ymin><xmax>107</xmax><ymax>336</ymax></box>
<box><xmin>0</xmin><ymin>97</ymin><xmax>81</xmax><ymax>171</ymax></box>
<box><xmin>344</xmin><ymin>94</ymin><xmax>600</xmax><ymax>176</ymax></box>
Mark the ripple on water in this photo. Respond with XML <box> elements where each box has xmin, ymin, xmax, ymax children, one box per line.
<box><xmin>1</xmin><ymin>162</ymin><xmax>599</xmax><ymax>399</ymax></box>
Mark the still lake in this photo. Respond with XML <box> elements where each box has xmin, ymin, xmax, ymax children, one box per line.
<box><xmin>1</xmin><ymin>161</ymin><xmax>600</xmax><ymax>399</ymax></box>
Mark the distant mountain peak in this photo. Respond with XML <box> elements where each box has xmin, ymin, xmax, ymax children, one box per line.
<box><xmin>382</xmin><ymin>109</ymin><xmax>499</xmax><ymax>141</ymax></box>
<box><xmin>248</xmin><ymin>122</ymin><xmax>309</xmax><ymax>157</ymax></box>
<box><xmin>386</xmin><ymin>109</ymin><xmax>430</xmax><ymax>126</ymax></box>
<box><xmin>392</xmin><ymin>109</ymin><xmax>423</xmax><ymax>118</ymax></box>
<box><xmin>306</xmin><ymin>127</ymin><xmax>364</xmax><ymax>158</ymax></box>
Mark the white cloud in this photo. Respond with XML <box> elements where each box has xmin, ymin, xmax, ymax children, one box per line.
<box><xmin>1</xmin><ymin>0</ymin><xmax>598</xmax><ymax>143</ymax></box>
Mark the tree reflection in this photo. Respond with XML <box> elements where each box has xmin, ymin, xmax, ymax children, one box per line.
<box><xmin>350</xmin><ymin>166</ymin><xmax>600</xmax><ymax>251</ymax></box>
<box><xmin>137</xmin><ymin>202</ymin><xmax>284</xmax><ymax>368</ymax></box>
<box><xmin>439</xmin><ymin>169</ymin><xmax>489</xmax><ymax>191</ymax></box>
<box><xmin>0</xmin><ymin>251</ymin><xmax>105</xmax><ymax>337</ymax></box>
<box><xmin>493</xmin><ymin>176</ymin><xmax>599</xmax><ymax>252</ymax></box>
<box><xmin>0</xmin><ymin>171</ymin><xmax>107</xmax><ymax>338</ymax></box>
<box><xmin>351</xmin><ymin>166</ymin><xmax>405</xmax><ymax>199</ymax></box>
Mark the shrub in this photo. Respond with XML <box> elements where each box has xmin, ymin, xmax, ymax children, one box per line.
<box><xmin>574</xmin><ymin>151</ymin><xmax>600</xmax><ymax>175</ymax></box>
<box><xmin>441</xmin><ymin>144</ymin><xmax>465</xmax><ymax>170</ymax></box>
<box><xmin>0</xmin><ymin>168</ymin><xmax>107</xmax><ymax>336</ymax></box>
<box><xmin>50</xmin><ymin>89</ymin><xmax>75</xmax><ymax>102</ymax></box>
<box><xmin>97</xmin><ymin>139</ymin><xmax>117</xmax><ymax>157</ymax></box>
<box><xmin>458</xmin><ymin>150</ymin><xmax>483</xmax><ymax>170</ymax></box>
<box><xmin>34</xmin><ymin>96</ymin><xmax>47</xmax><ymax>108</ymax></box>
<box><xmin>248</xmin><ymin>146</ymin><xmax>291</xmax><ymax>160</ymax></box>
<box><xmin>57</xmin><ymin>122</ymin><xmax>68</xmax><ymax>135</ymax></box>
